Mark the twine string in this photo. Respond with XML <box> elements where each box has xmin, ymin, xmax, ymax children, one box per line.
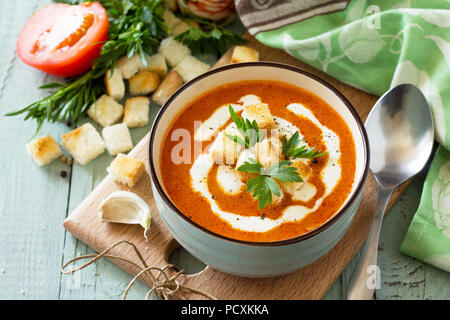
<box><xmin>61</xmin><ymin>240</ymin><xmax>217</xmax><ymax>300</ymax></box>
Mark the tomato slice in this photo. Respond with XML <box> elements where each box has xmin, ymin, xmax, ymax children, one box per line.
<box><xmin>16</xmin><ymin>2</ymin><xmax>108</xmax><ymax>77</ymax></box>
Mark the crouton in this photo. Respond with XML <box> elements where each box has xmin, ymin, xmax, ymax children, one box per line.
<box><xmin>104</xmin><ymin>68</ymin><xmax>125</xmax><ymax>101</ymax></box>
<box><xmin>123</xmin><ymin>97</ymin><xmax>150</xmax><ymax>128</ymax></box>
<box><xmin>241</xmin><ymin>103</ymin><xmax>275</xmax><ymax>130</ymax></box>
<box><xmin>171</xmin><ymin>21</ymin><xmax>191</xmax><ymax>36</ymax></box>
<box><xmin>158</xmin><ymin>37</ymin><xmax>191</xmax><ymax>67</ymax></box>
<box><xmin>174</xmin><ymin>55</ymin><xmax>210</xmax><ymax>82</ymax></box>
<box><xmin>152</xmin><ymin>69</ymin><xmax>183</xmax><ymax>105</ymax></box>
<box><xmin>255</xmin><ymin>137</ymin><xmax>282</xmax><ymax>169</ymax></box>
<box><xmin>107</xmin><ymin>153</ymin><xmax>146</xmax><ymax>188</ymax></box>
<box><xmin>291</xmin><ymin>159</ymin><xmax>313</xmax><ymax>181</ymax></box>
<box><xmin>280</xmin><ymin>159</ymin><xmax>315</xmax><ymax>201</ymax></box>
<box><xmin>212</xmin><ymin>46</ymin><xmax>234</xmax><ymax>69</ymax></box>
<box><xmin>209</xmin><ymin>131</ymin><xmax>243</xmax><ymax>165</ymax></box>
<box><xmin>116</xmin><ymin>54</ymin><xmax>141</xmax><ymax>79</ymax></box>
<box><xmin>231</xmin><ymin>46</ymin><xmax>260</xmax><ymax>63</ymax></box>
<box><xmin>163</xmin><ymin>10</ymin><xmax>182</xmax><ymax>29</ymax></box>
<box><xmin>128</xmin><ymin>71</ymin><xmax>160</xmax><ymax>96</ymax></box>
<box><xmin>61</xmin><ymin>123</ymin><xmax>105</xmax><ymax>165</ymax></box>
<box><xmin>138</xmin><ymin>53</ymin><xmax>167</xmax><ymax>77</ymax></box>
<box><xmin>102</xmin><ymin>123</ymin><xmax>134</xmax><ymax>156</ymax></box>
<box><xmin>163</xmin><ymin>0</ymin><xmax>177</xmax><ymax>11</ymax></box>
<box><xmin>87</xmin><ymin>94</ymin><xmax>124</xmax><ymax>127</ymax></box>
<box><xmin>286</xmin><ymin>182</ymin><xmax>317</xmax><ymax>202</ymax></box>
<box><xmin>235</xmin><ymin>148</ymin><xmax>258</xmax><ymax>182</ymax></box>
<box><xmin>26</xmin><ymin>134</ymin><xmax>62</xmax><ymax>166</ymax></box>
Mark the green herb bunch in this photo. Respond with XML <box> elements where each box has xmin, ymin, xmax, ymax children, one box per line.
<box><xmin>7</xmin><ymin>0</ymin><xmax>168</xmax><ymax>133</ymax></box>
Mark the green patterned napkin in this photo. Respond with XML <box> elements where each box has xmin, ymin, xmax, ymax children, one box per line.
<box><xmin>401</xmin><ymin>146</ymin><xmax>450</xmax><ymax>272</ymax></box>
<box><xmin>235</xmin><ymin>0</ymin><xmax>450</xmax><ymax>272</ymax></box>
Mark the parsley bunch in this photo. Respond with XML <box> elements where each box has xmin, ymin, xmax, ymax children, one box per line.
<box><xmin>238</xmin><ymin>159</ymin><xmax>302</xmax><ymax>210</ymax></box>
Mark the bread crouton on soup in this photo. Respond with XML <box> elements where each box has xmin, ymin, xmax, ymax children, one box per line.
<box><xmin>102</xmin><ymin>123</ymin><xmax>134</xmax><ymax>156</ymax></box>
<box><xmin>158</xmin><ymin>37</ymin><xmax>191</xmax><ymax>67</ymax></box>
<box><xmin>174</xmin><ymin>55</ymin><xmax>210</xmax><ymax>82</ymax></box>
<box><xmin>138</xmin><ymin>53</ymin><xmax>167</xmax><ymax>77</ymax></box>
<box><xmin>209</xmin><ymin>131</ymin><xmax>243</xmax><ymax>165</ymax></box>
<box><xmin>241</xmin><ymin>103</ymin><xmax>275</xmax><ymax>130</ymax></box>
<box><xmin>280</xmin><ymin>159</ymin><xmax>316</xmax><ymax>201</ymax></box>
<box><xmin>87</xmin><ymin>94</ymin><xmax>123</xmax><ymax>127</ymax></box>
<box><xmin>231</xmin><ymin>46</ymin><xmax>260</xmax><ymax>63</ymax></box>
<box><xmin>123</xmin><ymin>97</ymin><xmax>150</xmax><ymax>128</ymax></box>
<box><xmin>255</xmin><ymin>137</ymin><xmax>282</xmax><ymax>169</ymax></box>
<box><xmin>235</xmin><ymin>148</ymin><xmax>258</xmax><ymax>182</ymax></box>
<box><xmin>104</xmin><ymin>68</ymin><xmax>125</xmax><ymax>101</ymax></box>
<box><xmin>61</xmin><ymin>123</ymin><xmax>105</xmax><ymax>165</ymax></box>
<box><xmin>152</xmin><ymin>69</ymin><xmax>183</xmax><ymax>106</ymax></box>
<box><xmin>115</xmin><ymin>54</ymin><xmax>141</xmax><ymax>79</ymax></box>
<box><xmin>26</xmin><ymin>134</ymin><xmax>62</xmax><ymax>166</ymax></box>
<box><xmin>129</xmin><ymin>71</ymin><xmax>160</xmax><ymax>96</ymax></box>
<box><xmin>107</xmin><ymin>153</ymin><xmax>146</xmax><ymax>188</ymax></box>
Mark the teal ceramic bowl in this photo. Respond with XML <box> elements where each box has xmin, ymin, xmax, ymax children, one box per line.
<box><xmin>149</xmin><ymin>62</ymin><xmax>369</xmax><ymax>277</ymax></box>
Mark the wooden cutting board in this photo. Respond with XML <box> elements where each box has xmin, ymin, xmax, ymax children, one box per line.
<box><xmin>63</xmin><ymin>35</ymin><xmax>409</xmax><ymax>300</ymax></box>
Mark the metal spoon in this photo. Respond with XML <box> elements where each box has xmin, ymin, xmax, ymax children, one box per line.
<box><xmin>347</xmin><ymin>83</ymin><xmax>434</xmax><ymax>300</ymax></box>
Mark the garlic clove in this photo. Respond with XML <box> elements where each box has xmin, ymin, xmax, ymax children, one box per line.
<box><xmin>98</xmin><ymin>191</ymin><xmax>151</xmax><ymax>239</ymax></box>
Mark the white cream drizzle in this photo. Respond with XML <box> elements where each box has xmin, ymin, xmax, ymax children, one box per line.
<box><xmin>193</xmin><ymin>95</ymin><xmax>262</xmax><ymax>142</ymax></box>
<box><xmin>216</xmin><ymin>164</ymin><xmax>244</xmax><ymax>195</ymax></box>
<box><xmin>189</xmin><ymin>97</ymin><xmax>343</xmax><ymax>233</ymax></box>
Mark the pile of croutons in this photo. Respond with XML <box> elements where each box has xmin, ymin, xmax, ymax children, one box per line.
<box><xmin>27</xmin><ymin>9</ymin><xmax>260</xmax><ymax>188</ymax></box>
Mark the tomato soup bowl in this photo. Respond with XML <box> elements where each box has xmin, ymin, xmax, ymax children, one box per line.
<box><xmin>149</xmin><ymin>62</ymin><xmax>369</xmax><ymax>278</ymax></box>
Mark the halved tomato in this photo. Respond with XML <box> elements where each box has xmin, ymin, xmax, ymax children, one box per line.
<box><xmin>16</xmin><ymin>2</ymin><xmax>108</xmax><ymax>77</ymax></box>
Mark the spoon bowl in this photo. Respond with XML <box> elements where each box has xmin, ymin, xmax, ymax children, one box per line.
<box><xmin>347</xmin><ymin>83</ymin><xmax>434</xmax><ymax>300</ymax></box>
<box><xmin>366</xmin><ymin>84</ymin><xmax>434</xmax><ymax>188</ymax></box>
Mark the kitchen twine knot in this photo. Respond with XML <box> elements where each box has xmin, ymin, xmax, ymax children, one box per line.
<box><xmin>61</xmin><ymin>240</ymin><xmax>217</xmax><ymax>300</ymax></box>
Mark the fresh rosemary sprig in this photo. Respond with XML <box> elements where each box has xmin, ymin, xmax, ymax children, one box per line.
<box><xmin>225</xmin><ymin>105</ymin><xmax>264</xmax><ymax>149</ymax></box>
<box><xmin>6</xmin><ymin>71</ymin><xmax>102</xmax><ymax>134</ymax></box>
<box><xmin>174</xmin><ymin>16</ymin><xmax>246</xmax><ymax>55</ymax></box>
<box><xmin>238</xmin><ymin>159</ymin><xmax>303</xmax><ymax>210</ymax></box>
<box><xmin>282</xmin><ymin>131</ymin><xmax>327</xmax><ymax>159</ymax></box>
<box><xmin>7</xmin><ymin>0</ymin><xmax>168</xmax><ymax>132</ymax></box>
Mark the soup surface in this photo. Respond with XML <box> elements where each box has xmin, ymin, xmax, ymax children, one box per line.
<box><xmin>160</xmin><ymin>80</ymin><xmax>356</xmax><ymax>242</ymax></box>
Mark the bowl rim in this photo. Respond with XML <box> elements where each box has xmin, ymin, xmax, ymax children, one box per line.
<box><xmin>148</xmin><ymin>61</ymin><xmax>370</xmax><ymax>247</ymax></box>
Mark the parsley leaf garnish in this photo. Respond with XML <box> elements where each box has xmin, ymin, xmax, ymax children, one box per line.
<box><xmin>225</xmin><ymin>105</ymin><xmax>264</xmax><ymax>148</ymax></box>
<box><xmin>282</xmin><ymin>132</ymin><xmax>327</xmax><ymax>159</ymax></box>
<box><xmin>238</xmin><ymin>159</ymin><xmax>302</xmax><ymax>209</ymax></box>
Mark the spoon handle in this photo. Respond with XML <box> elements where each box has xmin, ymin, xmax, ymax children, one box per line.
<box><xmin>347</xmin><ymin>185</ymin><xmax>393</xmax><ymax>300</ymax></box>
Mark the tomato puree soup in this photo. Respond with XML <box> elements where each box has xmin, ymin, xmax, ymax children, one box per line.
<box><xmin>160</xmin><ymin>80</ymin><xmax>356</xmax><ymax>242</ymax></box>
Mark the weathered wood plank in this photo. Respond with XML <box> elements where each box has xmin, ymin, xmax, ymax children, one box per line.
<box><xmin>0</xmin><ymin>0</ymin><xmax>70</xmax><ymax>299</ymax></box>
<box><xmin>376</xmin><ymin>176</ymin><xmax>427</xmax><ymax>300</ymax></box>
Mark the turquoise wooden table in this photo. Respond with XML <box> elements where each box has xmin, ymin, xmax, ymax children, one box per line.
<box><xmin>1</xmin><ymin>0</ymin><xmax>449</xmax><ymax>300</ymax></box>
